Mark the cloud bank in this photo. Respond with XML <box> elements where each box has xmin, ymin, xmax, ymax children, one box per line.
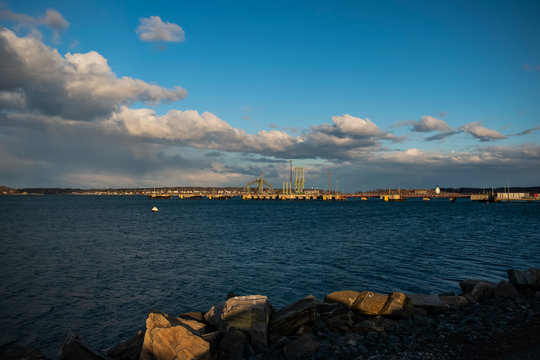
<box><xmin>0</xmin><ymin>27</ymin><xmax>186</xmax><ymax>120</ymax></box>
<box><xmin>0</xmin><ymin>22</ymin><xmax>538</xmax><ymax>189</ymax></box>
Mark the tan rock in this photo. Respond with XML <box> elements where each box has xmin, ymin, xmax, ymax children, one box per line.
<box><xmin>324</xmin><ymin>291</ymin><xmax>361</xmax><ymax>308</ymax></box>
<box><xmin>352</xmin><ymin>291</ymin><xmax>388</xmax><ymax>315</ymax></box>
<box><xmin>140</xmin><ymin>325</ymin><xmax>210</xmax><ymax>360</ymax></box>
<box><xmin>380</xmin><ymin>292</ymin><xmax>414</xmax><ymax>318</ymax></box>
<box><xmin>146</xmin><ymin>312</ymin><xmax>206</xmax><ymax>336</ymax></box>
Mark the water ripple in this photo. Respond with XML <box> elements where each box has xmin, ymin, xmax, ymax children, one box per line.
<box><xmin>0</xmin><ymin>196</ymin><xmax>539</xmax><ymax>357</ymax></box>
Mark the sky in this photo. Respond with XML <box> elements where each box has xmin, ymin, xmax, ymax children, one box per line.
<box><xmin>0</xmin><ymin>0</ymin><xmax>539</xmax><ymax>191</ymax></box>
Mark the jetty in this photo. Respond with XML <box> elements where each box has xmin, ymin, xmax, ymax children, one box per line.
<box><xmin>46</xmin><ymin>267</ymin><xmax>540</xmax><ymax>360</ymax></box>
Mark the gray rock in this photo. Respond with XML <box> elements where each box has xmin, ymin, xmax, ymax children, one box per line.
<box><xmin>440</xmin><ymin>295</ymin><xmax>470</xmax><ymax>307</ymax></box>
<box><xmin>270</xmin><ymin>295</ymin><xmax>317</xmax><ymax>336</ymax></box>
<box><xmin>412</xmin><ymin>312</ymin><xmax>435</xmax><ymax>327</ymax></box>
<box><xmin>508</xmin><ymin>268</ymin><xmax>540</xmax><ymax>288</ymax></box>
<box><xmin>471</xmin><ymin>282</ymin><xmax>496</xmax><ymax>302</ymax></box>
<box><xmin>205</xmin><ymin>295</ymin><xmax>272</xmax><ymax>352</ymax></box>
<box><xmin>494</xmin><ymin>280</ymin><xmax>519</xmax><ymax>298</ymax></box>
<box><xmin>59</xmin><ymin>332</ymin><xmax>107</xmax><ymax>360</ymax></box>
<box><xmin>407</xmin><ymin>294</ymin><xmax>449</xmax><ymax>313</ymax></box>
<box><xmin>200</xmin><ymin>331</ymin><xmax>223</xmax><ymax>352</ymax></box>
<box><xmin>204</xmin><ymin>302</ymin><xmax>225</xmax><ymax>327</ymax></box>
<box><xmin>284</xmin><ymin>334</ymin><xmax>320</xmax><ymax>360</ymax></box>
<box><xmin>0</xmin><ymin>345</ymin><xmax>47</xmax><ymax>360</ymax></box>
<box><xmin>459</xmin><ymin>280</ymin><xmax>482</xmax><ymax>294</ymax></box>
<box><xmin>107</xmin><ymin>329</ymin><xmax>144</xmax><ymax>360</ymax></box>
<box><xmin>218</xmin><ymin>326</ymin><xmax>246</xmax><ymax>360</ymax></box>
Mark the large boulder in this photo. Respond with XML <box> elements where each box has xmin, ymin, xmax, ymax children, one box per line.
<box><xmin>205</xmin><ymin>295</ymin><xmax>272</xmax><ymax>352</ymax></box>
<box><xmin>0</xmin><ymin>345</ymin><xmax>47</xmax><ymax>360</ymax></box>
<box><xmin>140</xmin><ymin>311</ymin><xmax>210</xmax><ymax>360</ymax></box>
<box><xmin>352</xmin><ymin>291</ymin><xmax>389</xmax><ymax>315</ymax></box>
<box><xmin>380</xmin><ymin>292</ymin><xmax>414</xmax><ymax>318</ymax></box>
<box><xmin>324</xmin><ymin>291</ymin><xmax>360</xmax><ymax>308</ymax></box>
<box><xmin>270</xmin><ymin>295</ymin><xmax>318</xmax><ymax>336</ymax></box>
<box><xmin>439</xmin><ymin>295</ymin><xmax>470</xmax><ymax>307</ymax></box>
<box><xmin>146</xmin><ymin>311</ymin><xmax>206</xmax><ymax>336</ymax></box>
<box><xmin>325</xmin><ymin>291</ymin><xmax>413</xmax><ymax>318</ymax></box>
<box><xmin>217</xmin><ymin>326</ymin><xmax>245</xmax><ymax>360</ymax></box>
<box><xmin>508</xmin><ymin>268</ymin><xmax>540</xmax><ymax>289</ymax></box>
<box><xmin>58</xmin><ymin>332</ymin><xmax>107</xmax><ymax>360</ymax></box>
<box><xmin>494</xmin><ymin>280</ymin><xmax>519</xmax><ymax>298</ymax></box>
<box><xmin>107</xmin><ymin>330</ymin><xmax>145</xmax><ymax>360</ymax></box>
<box><xmin>459</xmin><ymin>280</ymin><xmax>482</xmax><ymax>294</ymax></box>
<box><xmin>471</xmin><ymin>282</ymin><xmax>496</xmax><ymax>302</ymax></box>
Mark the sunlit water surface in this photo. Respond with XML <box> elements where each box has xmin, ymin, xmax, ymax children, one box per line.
<box><xmin>1</xmin><ymin>196</ymin><xmax>539</xmax><ymax>357</ymax></box>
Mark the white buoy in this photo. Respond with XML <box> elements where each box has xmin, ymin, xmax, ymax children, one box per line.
<box><xmin>152</xmin><ymin>206</ymin><xmax>158</xmax><ymax>212</ymax></box>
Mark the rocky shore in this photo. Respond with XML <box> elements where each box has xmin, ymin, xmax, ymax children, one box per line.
<box><xmin>2</xmin><ymin>268</ymin><xmax>540</xmax><ymax>360</ymax></box>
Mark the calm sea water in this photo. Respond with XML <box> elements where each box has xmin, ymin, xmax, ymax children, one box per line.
<box><xmin>1</xmin><ymin>195</ymin><xmax>539</xmax><ymax>357</ymax></box>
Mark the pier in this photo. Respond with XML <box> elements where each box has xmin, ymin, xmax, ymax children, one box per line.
<box><xmin>242</xmin><ymin>194</ymin><xmax>346</xmax><ymax>201</ymax></box>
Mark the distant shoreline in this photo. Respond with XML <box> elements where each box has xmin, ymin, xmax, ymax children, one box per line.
<box><xmin>2</xmin><ymin>185</ymin><xmax>540</xmax><ymax>196</ymax></box>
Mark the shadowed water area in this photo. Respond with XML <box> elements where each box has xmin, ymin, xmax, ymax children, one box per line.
<box><xmin>0</xmin><ymin>195</ymin><xmax>539</xmax><ymax>358</ymax></box>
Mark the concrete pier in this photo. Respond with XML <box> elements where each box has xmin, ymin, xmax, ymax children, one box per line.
<box><xmin>242</xmin><ymin>194</ymin><xmax>346</xmax><ymax>201</ymax></box>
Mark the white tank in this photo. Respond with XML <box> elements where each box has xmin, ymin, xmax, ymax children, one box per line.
<box><xmin>435</xmin><ymin>186</ymin><xmax>441</xmax><ymax>195</ymax></box>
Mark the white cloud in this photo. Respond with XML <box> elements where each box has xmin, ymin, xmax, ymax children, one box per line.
<box><xmin>40</xmin><ymin>9</ymin><xmax>69</xmax><ymax>31</ymax></box>
<box><xmin>511</xmin><ymin>126</ymin><xmax>540</xmax><ymax>136</ymax></box>
<box><xmin>0</xmin><ymin>27</ymin><xmax>187</xmax><ymax>120</ymax></box>
<box><xmin>460</xmin><ymin>122</ymin><xmax>506</xmax><ymax>141</ymax></box>
<box><xmin>136</xmin><ymin>16</ymin><xmax>185</xmax><ymax>42</ymax></box>
<box><xmin>331</xmin><ymin>114</ymin><xmax>384</xmax><ymax>137</ymax></box>
<box><xmin>411</xmin><ymin>116</ymin><xmax>451</xmax><ymax>132</ymax></box>
<box><xmin>0</xmin><ymin>5</ymin><xmax>36</xmax><ymax>28</ymax></box>
<box><xmin>40</xmin><ymin>9</ymin><xmax>69</xmax><ymax>42</ymax></box>
<box><xmin>0</xmin><ymin>5</ymin><xmax>68</xmax><ymax>41</ymax></box>
<box><xmin>109</xmin><ymin>106</ymin><xmax>299</xmax><ymax>154</ymax></box>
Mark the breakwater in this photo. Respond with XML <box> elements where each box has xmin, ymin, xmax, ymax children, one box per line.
<box><xmin>7</xmin><ymin>267</ymin><xmax>537</xmax><ymax>360</ymax></box>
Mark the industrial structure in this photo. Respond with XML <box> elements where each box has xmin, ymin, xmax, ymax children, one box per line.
<box><xmin>245</xmin><ymin>172</ymin><xmax>273</xmax><ymax>195</ymax></box>
<box><xmin>283</xmin><ymin>166</ymin><xmax>305</xmax><ymax>195</ymax></box>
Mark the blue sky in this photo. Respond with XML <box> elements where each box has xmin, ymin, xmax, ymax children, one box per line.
<box><xmin>0</xmin><ymin>0</ymin><xmax>539</xmax><ymax>190</ymax></box>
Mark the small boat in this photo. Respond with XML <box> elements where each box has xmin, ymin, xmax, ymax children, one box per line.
<box><xmin>152</xmin><ymin>206</ymin><xmax>158</xmax><ymax>212</ymax></box>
